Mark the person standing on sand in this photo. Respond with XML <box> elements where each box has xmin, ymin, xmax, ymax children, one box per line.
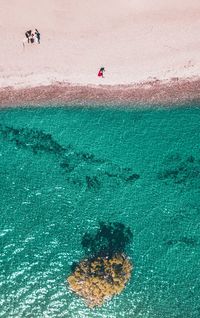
<box><xmin>30</xmin><ymin>33</ymin><xmax>35</xmax><ymax>43</ymax></box>
<box><xmin>35</xmin><ymin>29</ymin><xmax>40</xmax><ymax>44</ymax></box>
<box><xmin>98</xmin><ymin>67</ymin><xmax>105</xmax><ymax>78</ymax></box>
<box><xmin>25</xmin><ymin>30</ymin><xmax>32</xmax><ymax>43</ymax></box>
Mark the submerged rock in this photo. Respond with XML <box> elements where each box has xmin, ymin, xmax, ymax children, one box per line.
<box><xmin>67</xmin><ymin>253</ymin><xmax>132</xmax><ymax>307</ymax></box>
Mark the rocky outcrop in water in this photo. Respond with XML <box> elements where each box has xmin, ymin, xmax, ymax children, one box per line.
<box><xmin>67</xmin><ymin>222</ymin><xmax>133</xmax><ymax>307</ymax></box>
<box><xmin>68</xmin><ymin>254</ymin><xmax>132</xmax><ymax>308</ymax></box>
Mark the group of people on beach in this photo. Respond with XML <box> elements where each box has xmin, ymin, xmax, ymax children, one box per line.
<box><xmin>23</xmin><ymin>29</ymin><xmax>40</xmax><ymax>47</ymax></box>
<box><xmin>23</xmin><ymin>28</ymin><xmax>105</xmax><ymax>79</ymax></box>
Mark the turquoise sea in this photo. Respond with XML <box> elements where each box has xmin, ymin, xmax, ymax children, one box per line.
<box><xmin>0</xmin><ymin>105</ymin><xmax>200</xmax><ymax>318</ymax></box>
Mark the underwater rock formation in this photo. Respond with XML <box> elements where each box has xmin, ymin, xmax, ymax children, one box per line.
<box><xmin>67</xmin><ymin>222</ymin><xmax>133</xmax><ymax>307</ymax></box>
<box><xmin>0</xmin><ymin>124</ymin><xmax>140</xmax><ymax>191</ymax></box>
<box><xmin>157</xmin><ymin>153</ymin><xmax>200</xmax><ymax>186</ymax></box>
<box><xmin>68</xmin><ymin>254</ymin><xmax>132</xmax><ymax>307</ymax></box>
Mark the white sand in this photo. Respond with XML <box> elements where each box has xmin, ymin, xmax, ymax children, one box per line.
<box><xmin>0</xmin><ymin>0</ymin><xmax>200</xmax><ymax>88</ymax></box>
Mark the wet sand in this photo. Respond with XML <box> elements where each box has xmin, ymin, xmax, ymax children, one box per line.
<box><xmin>0</xmin><ymin>78</ymin><xmax>200</xmax><ymax>108</ymax></box>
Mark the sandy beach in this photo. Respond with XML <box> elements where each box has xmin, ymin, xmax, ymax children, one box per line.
<box><xmin>0</xmin><ymin>0</ymin><xmax>200</xmax><ymax>106</ymax></box>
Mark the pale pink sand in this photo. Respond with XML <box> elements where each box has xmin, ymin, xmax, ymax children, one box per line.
<box><xmin>0</xmin><ymin>0</ymin><xmax>200</xmax><ymax>89</ymax></box>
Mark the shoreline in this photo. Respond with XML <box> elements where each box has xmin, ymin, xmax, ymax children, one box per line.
<box><xmin>1</xmin><ymin>1</ymin><xmax>200</xmax><ymax>108</ymax></box>
<box><xmin>0</xmin><ymin>77</ymin><xmax>200</xmax><ymax>108</ymax></box>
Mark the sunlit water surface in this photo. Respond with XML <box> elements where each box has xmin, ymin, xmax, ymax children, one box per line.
<box><xmin>0</xmin><ymin>105</ymin><xmax>200</xmax><ymax>318</ymax></box>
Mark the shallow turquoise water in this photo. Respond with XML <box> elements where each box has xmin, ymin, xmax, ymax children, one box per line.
<box><xmin>0</xmin><ymin>105</ymin><xmax>200</xmax><ymax>318</ymax></box>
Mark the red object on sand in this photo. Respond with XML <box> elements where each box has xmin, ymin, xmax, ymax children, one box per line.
<box><xmin>98</xmin><ymin>70</ymin><xmax>103</xmax><ymax>77</ymax></box>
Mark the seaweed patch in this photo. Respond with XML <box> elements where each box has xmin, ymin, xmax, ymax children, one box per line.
<box><xmin>0</xmin><ymin>124</ymin><xmax>66</xmax><ymax>155</ymax></box>
<box><xmin>157</xmin><ymin>153</ymin><xmax>200</xmax><ymax>186</ymax></box>
<box><xmin>0</xmin><ymin>124</ymin><xmax>140</xmax><ymax>191</ymax></box>
<box><xmin>164</xmin><ymin>236</ymin><xmax>198</xmax><ymax>247</ymax></box>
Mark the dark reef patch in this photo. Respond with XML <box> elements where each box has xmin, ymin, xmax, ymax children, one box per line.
<box><xmin>157</xmin><ymin>153</ymin><xmax>200</xmax><ymax>187</ymax></box>
<box><xmin>0</xmin><ymin>124</ymin><xmax>66</xmax><ymax>155</ymax></box>
<box><xmin>0</xmin><ymin>124</ymin><xmax>139</xmax><ymax>191</ymax></box>
<box><xmin>164</xmin><ymin>236</ymin><xmax>198</xmax><ymax>247</ymax></box>
<box><xmin>81</xmin><ymin>221</ymin><xmax>133</xmax><ymax>258</ymax></box>
<box><xmin>85</xmin><ymin>176</ymin><xmax>101</xmax><ymax>191</ymax></box>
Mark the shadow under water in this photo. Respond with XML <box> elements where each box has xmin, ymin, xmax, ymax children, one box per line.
<box><xmin>81</xmin><ymin>221</ymin><xmax>133</xmax><ymax>258</ymax></box>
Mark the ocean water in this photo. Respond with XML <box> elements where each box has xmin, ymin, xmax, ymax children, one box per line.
<box><xmin>0</xmin><ymin>105</ymin><xmax>200</xmax><ymax>318</ymax></box>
